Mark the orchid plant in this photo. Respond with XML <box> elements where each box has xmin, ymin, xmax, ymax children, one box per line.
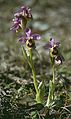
<box><xmin>44</xmin><ymin>38</ymin><xmax>64</xmax><ymax>107</ymax></box>
<box><xmin>10</xmin><ymin>6</ymin><xmax>44</xmax><ymax>103</ymax></box>
<box><xmin>10</xmin><ymin>6</ymin><xmax>64</xmax><ymax>107</ymax></box>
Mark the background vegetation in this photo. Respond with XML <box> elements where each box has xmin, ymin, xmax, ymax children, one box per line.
<box><xmin>0</xmin><ymin>0</ymin><xmax>71</xmax><ymax>119</ymax></box>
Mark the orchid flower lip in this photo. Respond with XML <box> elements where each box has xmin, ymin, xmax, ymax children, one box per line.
<box><xmin>55</xmin><ymin>55</ymin><xmax>63</xmax><ymax>65</ymax></box>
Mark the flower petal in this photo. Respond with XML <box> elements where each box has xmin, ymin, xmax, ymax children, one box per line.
<box><xmin>25</xmin><ymin>28</ymin><xmax>31</xmax><ymax>37</ymax></box>
<box><xmin>49</xmin><ymin>38</ymin><xmax>55</xmax><ymax>48</ymax></box>
<box><xmin>56</xmin><ymin>42</ymin><xmax>60</xmax><ymax>47</ymax></box>
<box><xmin>10</xmin><ymin>18</ymin><xmax>21</xmax><ymax>31</ymax></box>
<box><xmin>18</xmin><ymin>36</ymin><xmax>26</xmax><ymax>44</ymax></box>
<box><xmin>31</xmin><ymin>34</ymin><xmax>41</xmax><ymax>40</ymax></box>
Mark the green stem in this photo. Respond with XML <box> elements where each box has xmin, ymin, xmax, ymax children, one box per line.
<box><xmin>45</xmin><ymin>80</ymin><xmax>53</xmax><ymax>107</ymax></box>
<box><xmin>52</xmin><ymin>65</ymin><xmax>55</xmax><ymax>84</ymax></box>
<box><xmin>22</xmin><ymin>46</ymin><xmax>31</xmax><ymax>68</ymax></box>
<box><xmin>22</xmin><ymin>46</ymin><xmax>42</xmax><ymax>103</ymax></box>
<box><xmin>29</xmin><ymin>49</ymin><xmax>39</xmax><ymax>94</ymax></box>
<box><xmin>22</xmin><ymin>47</ymin><xmax>38</xmax><ymax>93</ymax></box>
<box><xmin>52</xmin><ymin>65</ymin><xmax>55</xmax><ymax>100</ymax></box>
<box><xmin>45</xmin><ymin>64</ymin><xmax>55</xmax><ymax>107</ymax></box>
